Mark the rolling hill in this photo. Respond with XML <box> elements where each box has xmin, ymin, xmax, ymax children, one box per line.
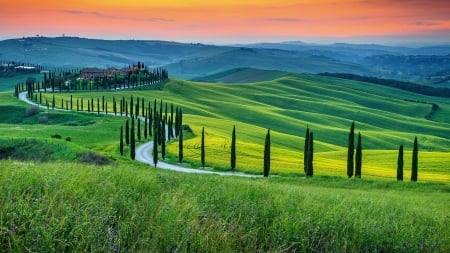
<box><xmin>36</xmin><ymin>72</ymin><xmax>450</xmax><ymax>180</ymax></box>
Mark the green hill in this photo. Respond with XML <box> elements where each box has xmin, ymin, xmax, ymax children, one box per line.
<box><xmin>39</xmin><ymin>73</ymin><xmax>450</xmax><ymax>181</ymax></box>
<box><xmin>166</xmin><ymin>47</ymin><xmax>370</xmax><ymax>79</ymax></box>
<box><xmin>192</xmin><ymin>67</ymin><xmax>290</xmax><ymax>83</ymax></box>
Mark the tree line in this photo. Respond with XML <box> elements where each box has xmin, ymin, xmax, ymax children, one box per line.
<box><xmin>14</xmin><ymin>65</ymin><xmax>168</xmax><ymax>98</ymax></box>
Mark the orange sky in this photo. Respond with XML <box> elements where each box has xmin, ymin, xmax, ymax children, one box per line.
<box><xmin>1</xmin><ymin>0</ymin><xmax>449</xmax><ymax>44</ymax></box>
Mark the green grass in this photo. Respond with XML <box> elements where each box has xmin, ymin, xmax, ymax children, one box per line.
<box><xmin>37</xmin><ymin>74</ymin><xmax>450</xmax><ymax>181</ymax></box>
<box><xmin>1</xmin><ymin>160</ymin><xmax>449</xmax><ymax>252</ymax></box>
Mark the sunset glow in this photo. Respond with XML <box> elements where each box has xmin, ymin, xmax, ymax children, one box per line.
<box><xmin>1</xmin><ymin>0</ymin><xmax>449</xmax><ymax>44</ymax></box>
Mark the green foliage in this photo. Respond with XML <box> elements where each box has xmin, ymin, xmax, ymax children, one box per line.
<box><xmin>263</xmin><ymin>129</ymin><xmax>271</xmax><ymax>177</ymax></box>
<box><xmin>231</xmin><ymin>125</ymin><xmax>236</xmax><ymax>171</ymax></box>
<box><xmin>411</xmin><ymin>137</ymin><xmax>418</xmax><ymax>181</ymax></box>
<box><xmin>397</xmin><ymin>145</ymin><xmax>404</xmax><ymax>181</ymax></box>
<box><xmin>119</xmin><ymin>126</ymin><xmax>124</xmax><ymax>156</ymax></box>
<box><xmin>355</xmin><ymin>132</ymin><xmax>362</xmax><ymax>178</ymax></box>
<box><xmin>306</xmin><ymin>132</ymin><xmax>314</xmax><ymax>177</ymax></box>
<box><xmin>347</xmin><ymin>122</ymin><xmax>355</xmax><ymax>178</ymax></box>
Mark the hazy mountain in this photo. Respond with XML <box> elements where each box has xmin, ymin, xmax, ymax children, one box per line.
<box><xmin>1</xmin><ymin>36</ymin><xmax>448</xmax><ymax>85</ymax></box>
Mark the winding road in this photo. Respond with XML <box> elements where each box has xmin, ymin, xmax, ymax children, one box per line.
<box><xmin>19</xmin><ymin>91</ymin><xmax>258</xmax><ymax>178</ymax></box>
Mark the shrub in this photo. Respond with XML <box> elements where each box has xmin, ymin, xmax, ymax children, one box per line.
<box><xmin>51</xmin><ymin>134</ymin><xmax>62</xmax><ymax>139</ymax></box>
<box><xmin>26</xmin><ymin>105</ymin><xmax>39</xmax><ymax>116</ymax></box>
<box><xmin>65</xmin><ymin>137</ymin><xmax>71</xmax><ymax>142</ymax></box>
<box><xmin>77</xmin><ymin>151</ymin><xmax>110</xmax><ymax>165</ymax></box>
<box><xmin>38</xmin><ymin>116</ymin><xmax>48</xmax><ymax>124</ymax></box>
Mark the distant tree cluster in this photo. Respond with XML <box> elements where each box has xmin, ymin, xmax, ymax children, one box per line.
<box><xmin>319</xmin><ymin>72</ymin><xmax>450</xmax><ymax>98</ymax></box>
<box><xmin>14</xmin><ymin>63</ymin><xmax>168</xmax><ymax>99</ymax></box>
<box><xmin>0</xmin><ymin>60</ymin><xmax>43</xmax><ymax>77</ymax></box>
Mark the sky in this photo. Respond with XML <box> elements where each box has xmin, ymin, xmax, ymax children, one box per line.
<box><xmin>1</xmin><ymin>0</ymin><xmax>449</xmax><ymax>45</ymax></box>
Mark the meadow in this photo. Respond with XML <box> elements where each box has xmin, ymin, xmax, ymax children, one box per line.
<box><xmin>1</xmin><ymin>72</ymin><xmax>449</xmax><ymax>251</ymax></box>
<box><xmin>1</xmin><ymin>160</ymin><xmax>449</xmax><ymax>252</ymax></box>
<box><xmin>36</xmin><ymin>73</ymin><xmax>450</xmax><ymax>181</ymax></box>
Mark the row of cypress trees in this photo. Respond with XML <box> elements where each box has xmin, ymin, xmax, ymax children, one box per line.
<box><xmin>15</xmin><ymin>66</ymin><xmax>168</xmax><ymax>97</ymax></box>
<box><xmin>347</xmin><ymin>122</ymin><xmax>419</xmax><ymax>181</ymax></box>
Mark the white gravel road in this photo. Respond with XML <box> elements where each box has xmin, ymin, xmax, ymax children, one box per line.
<box><xmin>19</xmin><ymin>91</ymin><xmax>259</xmax><ymax>178</ymax></box>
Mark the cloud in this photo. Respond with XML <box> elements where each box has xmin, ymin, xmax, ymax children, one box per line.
<box><xmin>261</xmin><ymin>18</ymin><xmax>305</xmax><ymax>23</ymax></box>
<box><xmin>410</xmin><ymin>21</ymin><xmax>440</xmax><ymax>26</ymax></box>
<box><xmin>61</xmin><ymin>10</ymin><xmax>174</xmax><ymax>22</ymax></box>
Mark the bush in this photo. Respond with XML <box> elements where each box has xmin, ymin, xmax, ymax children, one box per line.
<box><xmin>65</xmin><ymin>137</ymin><xmax>72</xmax><ymax>142</ymax></box>
<box><xmin>51</xmin><ymin>134</ymin><xmax>61</xmax><ymax>139</ymax></box>
<box><xmin>26</xmin><ymin>105</ymin><xmax>39</xmax><ymax>116</ymax></box>
<box><xmin>38</xmin><ymin>116</ymin><xmax>48</xmax><ymax>124</ymax></box>
<box><xmin>77</xmin><ymin>151</ymin><xmax>110</xmax><ymax>165</ymax></box>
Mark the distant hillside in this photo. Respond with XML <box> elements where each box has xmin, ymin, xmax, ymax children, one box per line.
<box><xmin>2</xmin><ymin>37</ymin><xmax>449</xmax><ymax>83</ymax></box>
<box><xmin>192</xmin><ymin>68</ymin><xmax>290</xmax><ymax>83</ymax></box>
<box><xmin>0</xmin><ymin>36</ymin><xmax>231</xmax><ymax>68</ymax></box>
<box><xmin>165</xmin><ymin>47</ymin><xmax>370</xmax><ymax>79</ymax></box>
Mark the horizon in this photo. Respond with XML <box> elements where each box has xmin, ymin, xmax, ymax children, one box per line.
<box><xmin>1</xmin><ymin>0</ymin><xmax>449</xmax><ymax>47</ymax></box>
<box><xmin>1</xmin><ymin>35</ymin><xmax>449</xmax><ymax>48</ymax></box>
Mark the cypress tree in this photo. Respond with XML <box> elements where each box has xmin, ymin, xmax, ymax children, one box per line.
<box><xmin>130</xmin><ymin>118</ymin><xmax>135</xmax><ymax>160</ymax></box>
<box><xmin>397</xmin><ymin>145</ymin><xmax>404</xmax><ymax>181</ymax></box>
<box><xmin>355</xmin><ymin>132</ymin><xmax>362</xmax><ymax>178</ymax></box>
<box><xmin>231</xmin><ymin>125</ymin><xmax>236</xmax><ymax>171</ymax></box>
<box><xmin>130</xmin><ymin>96</ymin><xmax>134</xmax><ymax>117</ymax></box>
<box><xmin>125</xmin><ymin>119</ymin><xmax>130</xmax><ymax>146</ymax></box>
<box><xmin>144</xmin><ymin>111</ymin><xmax>148</xmax><ymax>139</ymax></box>
<box><xmin>137</xmin><ymin>119</ymin><xmax>141</xmax><ymax>142</ymax></box>
<box><xmin>306</xmin><ymin>131</ymin><xmax>314</xmax><ymax>177</ymax></box>
<box><xmin>411</xmin><ymin>137</ymin><xmax>418</xmax><ymax>181</ymax></box>
<box><xmin>161</xmin><ymin>117</ymin><xmax>166</xmax><ymax>160</ymax></box>
<box><xmin>201</xmin><ymin>127</ymin><xmax>205</xmax><ymax>168</ymax></box>
<box><xmin>347</xmin><ymin>121</ymin><xmax>355</xmax><ymax>178</ymax></box>
<box><xmin>178</xmin><ymin>127</ymin><xmax>183</xmax><ymax>163</ymax></box>
<box><xmin>175</xmin><ymin>107</ymin><xmax>179</xmax><ymax>137</ymax></box>
<box><xmin>119</xmin><ymin>126</ymin><xmax>124</xmax><ymax>156</ymax></box>
<box><xmin>97</xmin><ymin>98</ymin><xmax>100</xmax><ymax>115</ymax></box>
<box><xmin>263</xmin><ymin>128</ymin><xmax>271</xmax><ymax>177</ymax></box>
<box><xmin>153</xmin><ymin>123</ymin><xmax>158</xmax><ymax>167</ymax></box>
<box><xmin>303</xmin><ymin>126</ymin><xmax>309</xmax><ymax>175</ymax></box>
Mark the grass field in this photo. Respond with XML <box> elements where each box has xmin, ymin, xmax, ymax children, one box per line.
<box><xmin>1</xmin><ymin>160</ymin><xmax>449</xmax><ymax>252</ymax></box>
<box><xmin>35</xmin><ymin>73</ymin><xmax>450</xmax><ymax>181</ymax></box>
<box><xmin>1</xmin><ymin>72</ymin><xmax>449</xmax><ymax>251</ymax></box>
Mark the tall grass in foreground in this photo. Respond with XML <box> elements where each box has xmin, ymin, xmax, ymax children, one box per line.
<box><xmin>1</xmin><ymin>160</ymin><xmax>448</xmax><ymax>252</ymax></box>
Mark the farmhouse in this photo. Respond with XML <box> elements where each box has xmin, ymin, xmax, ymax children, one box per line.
<box><xmin>80</xmin><ymin>62</ymin><xmax>144</xmax><ymax>79</ymax></box>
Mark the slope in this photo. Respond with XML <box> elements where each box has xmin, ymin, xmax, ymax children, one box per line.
<box><xmin>39</xmin><ymin>73</ymin><xmax>450</xmax><ymax>180</ymax></box>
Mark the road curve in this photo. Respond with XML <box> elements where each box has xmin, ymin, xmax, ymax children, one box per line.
<box><xmin>19</xmin><ymin>91</ymin><xmax>259</xmax><ymax>178</ymax></box>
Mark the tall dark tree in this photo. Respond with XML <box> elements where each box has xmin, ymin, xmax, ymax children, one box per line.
<box><xmin>137</xmin><ymin>119</ymin><xmax>141</xmax><ymax>142</ymax></box>
<box><xmin>347</xmin><ymin>122</ymin><xmax>355</xmax><ymax>178</ymax></box>
<box><xmin>130</xmin><ymin>118</ymin><xmax>135</xmax><ymax>160</ymax></box>
<box><xmin>153</xmin><ymin>124</ymin><xmax>158</xmax><ymax>167</ymax></box>
<box><xmin>231</xmin><ymin>125</ymin><xmax>236</xmax><ymax>171</ymax></box>
<box><xmin>119</xmin><ymin>126</ymin><xmax>124</xmax><ymax>156</ymax></box>
<box><xmin>397</xmin><ymin>145</ymin><xmax>404</xmax><ymax>181</ymax></box>
<box><xmin>201</xmin><ymin>127</ymin><xmax>205</xmax><ymax>168</ymax></box>
<box><xmin>178</xmin><ymin>127</ymin><xmax>183</xmax><ymax>163</ymax></box>
<box><xmin>355</xmin><ymin>132</ymin><xmax>362</xmax><ymax>178</ymax></box>
<box><xmin>125</xmin><ymin>119</ymin><xmax>130</xmax><ymax>146</ymax></box>
<box><xmin>304</xmin><ymin>126</ymin><xmax>310</xmax><ymax>175</ymax></box>
<box><xmin>263</xmin><ymin>129</ymin><xmax>271</xmax><ymax>177</ymax></box>
<box><xmin>161</xmin><ymin>117</ymin><xmax>166</xmax><ymax>160</ymax></box>
<box><xmin>306</xmin><ymin>132</ymin><xmax>314</xmax><ymax>177</ymax></box>
<box><xmin>144</xmin><ymin>111</ymin><xmax>148</xmax><ymax>139</ymax></box>
<box><xmin>411</xmin><ymin>136</ymin><xmax>418</xmax><ymax>181</ymax></box>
